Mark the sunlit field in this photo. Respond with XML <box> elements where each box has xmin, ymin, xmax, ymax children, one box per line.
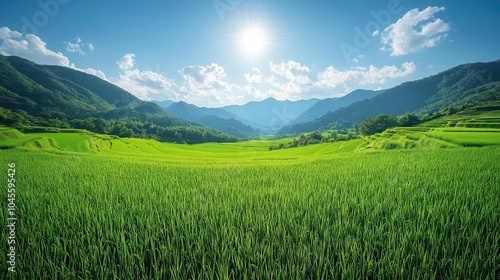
<box><xmin>1</xmin><ymin>127</ymin><xmax>499</xmax><ymax>279</ymax></box>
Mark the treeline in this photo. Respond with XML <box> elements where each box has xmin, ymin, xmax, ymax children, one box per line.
<box><xmin>70</xmin><ymin>118</ymin><xmax>238</xmax><ymax>143</ymax></box>
<box><xmin>269</xmin><ymin>130</ymin><xmax>358</xmax><ymax>151</ymax></box>
<box><xmin>359</xmin><ymin>113</ymin><xmax>419</xmax><ymax>136</ymax></box>
<box><xmin>0</xmin><ymin>107</ymin><xmax>238</xmax><ymax>143</ymax></box>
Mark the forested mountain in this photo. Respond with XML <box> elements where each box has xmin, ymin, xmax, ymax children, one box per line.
<box><xmin>279</xmin><ymin>60</ymin><xmax>500</xmax><ymax>135</ymax></box>
<box><xmin>0</xmin><ymin>55</ymin><xmax>238</xmax><ymax>143</ymax></box>
<box><xmin>0</xmin><ymin>55</ymin><xmax>179</xmax><ymax>122</ymax></box>
<box><xmin>290</xmin><ymin>89</ymin><xmax>379</xmax><ymax>124</ymax></box>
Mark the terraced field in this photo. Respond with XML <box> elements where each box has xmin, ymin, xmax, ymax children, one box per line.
<box><xmin>363</xmin><ymin>105</ymin><xmax>500</xmax><ymax>150</ymax></box>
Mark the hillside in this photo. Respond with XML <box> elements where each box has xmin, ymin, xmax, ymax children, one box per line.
<box><xmin>279</xmin><ymin>60</ymin><xmax>500</xmax><ymax>134</ymax></box>
<box><xmin>0</xmin><ymin>55</ymin><xmax>238</xmax><ymax>142</ymax></box>
<box><xmin>0</xmin><ymin>55</ymin><xmax>181</xmax><ymax>122</ymax></box>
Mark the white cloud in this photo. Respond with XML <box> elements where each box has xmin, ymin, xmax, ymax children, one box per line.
<box><xmin>270</xmin><ymin>61</ymin><xmax>311</xmax><ymax>84</ymax></box>
<box><xmin>113</xmin><ymin>61</ymin><xmax>260</xmax><ymax>106</ymax></box>
<box><xmin>78</xmin><ymin>67</ymin><xmax>107</xmax><ymax>80</ymax></box>
<box><xmin>352</xmin><ymin>54</ymin><xmax>365</xmax><ymax>63</ymax></box>
<box><xmin>113</xmin><ymin>68</ymin><xmax>181</xmax><ymax>101</ymax></box>
<box><xmin>179</xmin><ymin>63</ymin><xmax>238</xmax><ymax>106</ymax></box>
<box><xmin>0</xmin><ymin>27</ymin><xmax>22</xmax><ymax>40</ymax></box>
<box><xmin>180</xmin><ymin>63</ymin><xmax>227</xmax><ymax>86</ymax></box>
<box><xmin>0</xmin><ymin>26</ymin><xmax>70</xmax><ymax>66</ymax></box>
<box><xmin>64</xmin><ymin>37</ymin><xmax>95</xmax><ymax>55</ymax></box>
<box><xmin>175</xmin><ymin>63</ymin><xmax>274</xmax><ymax>106</ymax></box>
<box><xmin>381</xmin><ymin>6</ymin><xmax>450</xmax><ymax>56</ymax></box>
<box><xmin>244</xmin><ymin>68</ymin><xmax>262</xmax><ymax>84</ymax></box>
<box><xmin>117</xmin><ymin>53</ymin><xmax>135</xmax><ymax>70</ymax></box>
<box><xmin>0</xmin><ymin>27</ymin><xmax>106</xmax><ymax>80</ymax></box>
<box><xmin>65</xmin><ymin>37</ymin><xmax>83</xmax><ymax>54</ymax></box>
<box><xmin>315</xmin><ymin>62</ymin><xmax>416</xmax><ymax>89</ymax></box>
<box><xmin>267</xmin><ymin>61</ymin><xmax>312</xmax><ymax>100</ymax></box>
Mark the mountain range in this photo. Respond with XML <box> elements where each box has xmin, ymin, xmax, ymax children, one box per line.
<box><xmin>155</xmin><ymin>90</ymin><xmax>379</xmax><ymax>133</ymax></box>
<box><xmin>221</xmin><ymin>97</ymin><xmax>319</xmax><ymax>129</ymax></box>
<box><xmin>279</xmin><ymin>60</ymin><xmax>500</xmax><ymax>134</ymax></box>
<box><xmin>156</xmin><ymin>97</ymin><xmax>323</xmax><ymax>132</ymax></box>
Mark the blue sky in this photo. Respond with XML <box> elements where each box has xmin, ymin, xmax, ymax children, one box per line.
<box><xmin>0</xmin><ymin>0</ymin><xmax>499</xmax><ymax>107</ymax></box>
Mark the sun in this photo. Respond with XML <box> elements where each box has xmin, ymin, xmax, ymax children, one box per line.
<box><xmin>238</xmin><ymin>26</ymin><xmax>268</xmax><ymax>57</ymax></box>
<box><xmin>225</xmin><ymin>6</ymin><xmax>280</xmax><ymax>64</ymax></box>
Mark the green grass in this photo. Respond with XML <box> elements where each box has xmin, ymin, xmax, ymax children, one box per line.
<box><xmin>421</xmin><ymin>103</ymin><xmax>500</xmax><ymax>128</ymax></box>
<box><xmin>425</xmin><ymin>128</ymin><xmax>500</xmax><ymax>147</ymax></box>
<box><xmin>1</xmin><ymin>126</ymin><xmax>499</xmax><ymax>279</ymax></box>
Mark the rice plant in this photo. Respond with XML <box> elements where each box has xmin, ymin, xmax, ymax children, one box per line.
<box><xmin>1</xmin><ymin>145</ymin><xmax>499</xmax><ymax>279</ymax></box>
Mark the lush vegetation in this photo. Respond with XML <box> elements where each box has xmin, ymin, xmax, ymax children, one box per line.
<box><xmin>269</xmin><ymin>130</ymin><xmax>358</xmax><ymax>150</ymax></box>
<box><xmin>1</xmin><ymin>114</ymin><xmax>499</xmax><ymax>278</ymax></box>
<box><xmin>0</xmin><ymin>110</ymin><xmax>238</xmax><ymax>144</ymax></box>
<box><xmin>359</xmin><ymin>113</ymin><xmax>419</xmax><ymax>136</ymax></box>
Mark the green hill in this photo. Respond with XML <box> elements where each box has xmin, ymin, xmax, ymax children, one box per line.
<box><xmin>0</xmin><ymin>55</ymin><xmax>174</xmax><ymax>121</ymax></box>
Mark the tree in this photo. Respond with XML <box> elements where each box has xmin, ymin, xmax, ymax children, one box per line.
<box><xmin>397</xmin><ymin>113</ymin><xmax>420</xmax><ymax>127</ymax></box>
<box><xmin>330</xmin><ymin>131</ymin><xmax>338</xmax><ymax>141</ymax></box>
<box><xmin>309</xmin><ymin>131</ymin><xmax>323</xmax><ymax>141</ymax></box>
<box><xmin>359</xmin><ymin>114</ymin><xmax>398</xmax><ymax>136</ymax></box>
<box><xmin>347</xmin><ymin>131</ymin><xmax>357</xmax><ymax>140</ymax></box>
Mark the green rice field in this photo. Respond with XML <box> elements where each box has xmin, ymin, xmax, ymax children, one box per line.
<box><xmin>1</xmin><ymin>127</ymin><xmax>499</xmax><ymax>279</ymax></box>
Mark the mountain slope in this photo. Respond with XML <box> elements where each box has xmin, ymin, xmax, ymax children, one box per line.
<box><xmin>222</xmin><ymin>97</ymin><xmax>319</xmax><ymax>129</ymax></box>
<box><xmin>279</xmin><ymin>60</ymin><xmax>500</xmax><ymax>135</ymax></box>
<box><xmin>0</xmin><ymin>55</ymin><xmax>116</xmax><ymax>118</ymax></box>
<box><xmin>290</xmin><ymin>89</ymin><xmax>379</xmax><ymax>124</ymax></box>
<box><xmin>0</xmin><ymin>55</ymin><xmax>183</xmax><ymax>121</ymax></box>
